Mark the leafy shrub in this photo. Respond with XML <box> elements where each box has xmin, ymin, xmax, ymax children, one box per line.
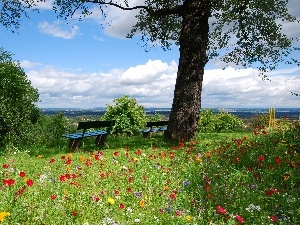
<box><xmin>248</xmin><ymin>114</ymin><xmax>269</xmax><ymax>129</ymax></box>
<box><xmin>21</xmin><ymin>112</ymin><xmax>73</xmax><ymax>148</ymax></box>
<box><xmin>101</xmin><ymin>96</ymin><xmax>147</xmax><ymax>135</ymax></box>
<box><xmin>0</xmin><ymin>48</ymin><xmax>39</xmax><ymax>147</ymax></box>
<box><xmin>198</xmin><ymin>108</ymin><xmax>244</xmax><ymax>132</ymax></box>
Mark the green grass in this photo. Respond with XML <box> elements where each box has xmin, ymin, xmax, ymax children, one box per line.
<box><xmin>0</xmin><ymin>127</ymin><xmax>299</xmax><ymax>224</ymax></box>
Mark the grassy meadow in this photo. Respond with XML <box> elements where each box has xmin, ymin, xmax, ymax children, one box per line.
<box><xmin>0</xmin><ymin>120</ymin><xmax>300</xmax><ymax>224</ymax></box>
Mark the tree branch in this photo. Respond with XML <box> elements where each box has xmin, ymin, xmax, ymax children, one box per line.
<box><xmin>85</xmin><ymin>0</ymin><xmax>183</xmax><ymax>16</ymax></box>
<box><xmin>87</xmin><ymin>0</ymin><xmax>151</xmax><ymax>11</ymax></box>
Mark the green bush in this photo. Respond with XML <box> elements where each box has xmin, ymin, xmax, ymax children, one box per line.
<box><xmin>21</xmin><ymin>112</ymin><xmax>74</xmax><ymax>148</ymax></box>
<box><xmin>198</xmin><ymin>108</ymin><xmax>244</xmax><ymax>132</ymax></box>
<box><xmin>101</xmin><ymin>96</ymin><xmax>147</xmax><ymax>135</ymax></box>
<box><xmin>0</xmin><ymin>48</ymin><xmax>39</xmax><ymax>147</ymax></box>
<box><xmin>248</xmin><ymin>114</ymin><xmax>269</xmax><ymax>129</ymax></box>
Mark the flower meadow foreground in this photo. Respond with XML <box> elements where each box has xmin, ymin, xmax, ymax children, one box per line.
<box><xmin>1</xmin><ymin>124</ymin><xmax>300</xmax><ymax>224</ymax></box>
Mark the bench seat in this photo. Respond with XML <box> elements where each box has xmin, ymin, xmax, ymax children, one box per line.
<box><xmin>63</xmin><ymin>120</ymin><xmax>115</xmax><ymax>151</ymax></box>
<box><xmin>62</xmin><ymin>130</ymin><xmax>107</xmax><ymax>139</ymax></box>
<box><xmin>141</xmin><ymin>121</ymin><xmax>168</xmax><ymax>138</ymax></box>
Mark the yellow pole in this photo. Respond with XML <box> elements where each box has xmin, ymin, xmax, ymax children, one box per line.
<box><xmin>269</xmin><ymin>108</ymin><xmax>276</xmax><ymax>127</ymax></box>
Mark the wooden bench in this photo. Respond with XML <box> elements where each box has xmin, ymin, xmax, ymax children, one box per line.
<box><xmin>62</xmin><ymin>120</ymin><xmax>115</xmax><ymax>151</ymax></box>
<box><xmin>141</xmin><ymin>121</ymin><xmax>168</xmax><ymax>138</ymax></box>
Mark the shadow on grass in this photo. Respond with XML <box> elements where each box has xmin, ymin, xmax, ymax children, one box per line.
<box><xmin>0</xmin><ymin>131</ymin><xmax>252</xmax><ymax>159</ymax></box>
<box><xmin>19</xmin><ymin>133</ymin><xmax>179</xmax><ymax>158</ymax></box>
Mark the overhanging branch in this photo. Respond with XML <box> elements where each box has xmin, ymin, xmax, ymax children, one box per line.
<box><xmin>85</xmin><ymin>0</ymin><xmax>183</xmax><ymax>16</ymax></box>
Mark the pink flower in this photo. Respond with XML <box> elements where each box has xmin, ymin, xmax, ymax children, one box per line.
<box><xmin>216</xmin><ymin>205</ymin><xmax>226</xmax><ymax>214</ymax></box>
<box><xmin>235</xmin><ymin>215</ymin><xmax>245</xmax><ymax>223</ymax></box>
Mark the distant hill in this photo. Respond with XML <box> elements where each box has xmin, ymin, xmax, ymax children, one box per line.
<box><xmin>40</xmin><ymin>107</ymin><xmax>300</xmax><ymax>119</ymax></box>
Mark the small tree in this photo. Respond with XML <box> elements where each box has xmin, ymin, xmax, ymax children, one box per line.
<box><xmin>101</xmin><ymin>96</ymin><xmax>147</xmax><ymax>135</ymax></box>
<box><xmin>0</xmin><ymin>47</ymin><xmax>39</xmax><ymax>147</ymax></box>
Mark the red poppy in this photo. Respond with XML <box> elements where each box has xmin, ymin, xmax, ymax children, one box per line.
<box><xmin>257</xmin><ymin>155</ymin><xmax>265</xmax><ymax>162</ymax></box>
<box><xmin>3</xmin><ymin>179</ymin><xmax>15</xmax><ymax>186</ymax></box>
<box><xmin>49</xmin><ymin>158</ymin><xmax>55</xmax><ymax>163</ymax></box>
<box><xmin>113</xmin><ymin>151</ymin><xmax>119</xmax><ymax>157</ymax></box>
<box><xmin>19</xmin><ymin>171</ymin><xmax>26</xmax><ymax>177</ymax></box>
<box><xmin>169</xmin><ymin>193</ymin><xmax>176</xmax><ymax>199</ymax></box>
<box><xmin>270</xmin><ymin>215</ymin><xmax>277</xmax><ymax>222</ymax></box>
<box><xmin>275</xmin><ymin>157</ymin><xmax>281</xmax><ymax>166</ymax></box>
<box><xmin>2</xmin><ymin>163</ymin><xmax>9</xmax><ymax>169</ymax></box>
<box><xmin>26</xmin><ymin>179</ymin><xmax>34</xmax><ymax>186</ymax></box>
<box><xmin>72</xmin><ymin>211</ymin><xmax>77</xmax><ymax>216</ymax></box>
<box><xmin>51</xmin><ymin>195</ymin><xmax>56</xmax><ymax>200</ymax></box>
<box><xmin>119</xmin><ymin>203</ymin><xmax>125</xmax><ymax>209</ymax></box>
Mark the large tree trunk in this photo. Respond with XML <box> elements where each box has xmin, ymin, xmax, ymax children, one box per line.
<box><xmin>165</xmin><ymin>1</ymin><xmax>210</xmax><ymax>141</ymax></box>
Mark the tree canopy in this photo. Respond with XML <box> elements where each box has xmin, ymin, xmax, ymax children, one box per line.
<box><xmin>0</xmin><ymin>47</ymin><xmax>40</xmax><ymax>147</ymax></box>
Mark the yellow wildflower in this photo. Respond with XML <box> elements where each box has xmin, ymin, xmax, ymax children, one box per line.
<box><xmin>63</xmin><ymin>189</ymin><xmax>68</xmax><ymax>196</ymax></box>
<box><xmin>186</xmin><ymin>215</ymin><xmax>192</xmax><ymax>222</ymax></box>
<box><xmin>0</xmin><ymin>212</ymin><xmax>10</xmax><ymax>222</ymax></box>
<box><xmin>163</xmin><ymin>186</ymin><xmax>169</xmax><ymax>191</ymax></box>
<box><xmin>107</xmin><ymin>197</ymin><xmax>115</xmax><ymax>205</ymax></box>
<box><xmin>67</xmin><ymin>153</ymin><xmax>73</xmax><ymax>158</ymax></box>
<box><xmin>139</xmin><ymin>200</ymin><xmax>146</xmax><ymax>207</ymax></box>
<box><xmin>79</xmin><ymin>155</ymin><xmax>85</xmax><ymax>162</ymax></box>
<box><xmin>37</xmin><ymin>155</ymin><xmax>42</xmax><ymax>159</ymax></box>
<box><xmin>195</xmin><ymin>157</ymin><xmax>202</xmax><ymax>163</ymax></box>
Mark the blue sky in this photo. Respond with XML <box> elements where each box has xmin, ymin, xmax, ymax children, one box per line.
<box><xmin>1</xmin><ymin>0</ymin><xmax>300</xmax><ymax>108</ymax></box>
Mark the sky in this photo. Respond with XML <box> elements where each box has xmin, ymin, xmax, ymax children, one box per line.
<box><xmin>1</xmin><ymin>0</ymin><xmax>300</xmax><ymax>109</ymax></box>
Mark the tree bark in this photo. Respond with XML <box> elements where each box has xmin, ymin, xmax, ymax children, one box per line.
<box><xmin>165</xmin><ymin>0</ymin><xmax>210</xmax><ymax>141</ymax></box>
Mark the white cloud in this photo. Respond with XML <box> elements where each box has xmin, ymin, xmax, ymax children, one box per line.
<box><xmin>38</xmin><ymin>21</ymin><xmax>79</xmax><ymax>39</ymax></box>
<box><xmin>20</xmin><ymin>60</ymin><xmax>42</xmax><ymax>69</ymax></box>
<box><xmin>25</xmin><ymin>60</ymin><xmax>300</xmax><ymax>109</ymax></box>
<box><xmin>33</xmin><ymin>0</ymin><xmax>54</xmax><ymax>10</ymax></box>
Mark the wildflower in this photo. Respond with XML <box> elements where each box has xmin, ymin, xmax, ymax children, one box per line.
<box><xmin>139</xmin><ymin>200</ymin><xmax>145</xmax><ymax>207</ymax></box>
<box><xmin>283</xmin><ymin>173</ymin><xmax>290</xmax><ymax>181</ymax></box>
<box><xmin>169</xmin><ymin>193</ymin><xmax>176</xmax><ymax>199</ymax></box>
<box><xmin>3</xmin><ymin>179</ymin><xmax>15</xmax><ymax>186</ymax></box>
<box><xmin>183</xmin><ymin>181</ymin><xmax>191</xmax><ymax>186</ymax></box>
<box><xmin>37</xmin><ymin>155</ymin><xmax>42</xmax><ymax>159</ymax></box>
<box><xmin>49</xmin><ymin>158</ymin><xmax>55</xmax><ymax>163</ymax></box>
<box><xmin>119</xmin><ymin>203</ymin><xmax>125</xmax><ymax>209</ymax></box>
<box><xmin>257</xmin><ymin>155</ymin><xmax>265</xmax><ymax>162</ymax></box>
<box><xmin>72</xmin><ymin>211</ymin><xmax>77</xmax><ymax>216</ymax></box>
<box><xmin>216</xmin><ymin>206</ymin><xmax>226</xmax><ymax>214</ymax></box>
<box><xmin>270</xmin><ymin>215</ymin><xmax>277</xmax><ymax>222</ymax></box>
<box><xmin>19</xmin><ymin>171</ymin><xmax>26</xmax><ymax>177</ymax></box>
<box><xmin>195</xmin><ymin>157</ymin><xmax>202</xmax><ymax>162</ymax></box>
<box><xmin>0</xmin><ymin>212</ymin><xmax>10</xmax><ymax>222</ymax></box>
<box><xmin>50</xmin><ymin>195</ymin><xmax>56</xmax><ymax>200</ymax></box>
<box><xmin>26</xmin><ymin>179</ymin><xmax>34</xmax><ymax>186</ymax></box>
<box><xmin>134</xmin><ymin>218</ymin><xmax>140</xmax><ymax>223</ymax></box>
<box><xmin>175</xmin><ymin>210</ymin><xmax>183</xmax><ymax>216</ymax></box>
<box><xmin>205</xmin><ymin>152</ymin><xmax>211</xmax><ymax>158</ymax></box>
<box><xmin>235</xmin><ymin>215</ymin><xmax>245</xmax><ymax>223</ymax></box>
<box><xmin>186</xmin><ymin>215</ymin><xmax>192</xmax><ymax>222</ymax></box>
<box><xmin>107</xmin><ymin>197</ymin><xmax>115</xmax><ymax>205</ymax></box>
